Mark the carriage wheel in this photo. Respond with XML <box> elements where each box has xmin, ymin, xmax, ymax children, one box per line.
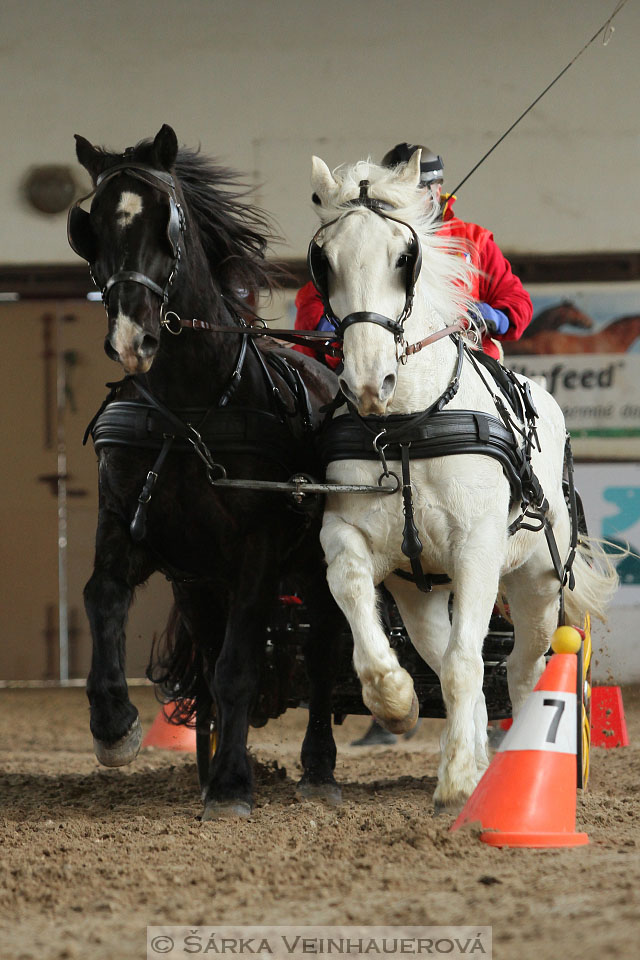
<box><xmin>576</xmin><ymin>613</ymin><xmax>592</xmax><ymax>790</ymax></box>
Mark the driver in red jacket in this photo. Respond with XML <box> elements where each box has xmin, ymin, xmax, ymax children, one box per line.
<box><xmin>294</xmin><ymin>142</ymin><xmax>532</xmax><ymax>366</ymax></box>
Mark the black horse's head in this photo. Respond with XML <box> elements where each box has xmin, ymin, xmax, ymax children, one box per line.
<box><xmin>69</xmin><ymin>124</ymin><xmax>184</xmax><ymax>374</ymax></box>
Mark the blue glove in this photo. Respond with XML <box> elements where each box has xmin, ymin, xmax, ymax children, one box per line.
<box><xmin>475</xmin><ymin>302</ymin><xmax>509</xmax><ymax>336</ymax></box>
<box><xmin>316</xmin><ymin>314</ymin><xmax>337</xmax><ymax>333</ymax></box>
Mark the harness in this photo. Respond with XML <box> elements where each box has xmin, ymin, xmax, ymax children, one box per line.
<box><xmin>84</xmin><ymin>333</ymin><xmax>319</xmax><ymax>546</ymax></box>
<box><xmin>319</xmin><ymin>343</ymin><xmax>577</xmax><ymax>598</ymax></box>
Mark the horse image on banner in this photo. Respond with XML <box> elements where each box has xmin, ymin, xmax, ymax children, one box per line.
<box><xmin>310</xmin><ymin>151</ymin><xmax>618</xmax><ymax>813</ymax></box>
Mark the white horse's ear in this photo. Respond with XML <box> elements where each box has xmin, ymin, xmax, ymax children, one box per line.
<box><xmin>396</xmin><ymin>149</ymin><xmax>422</xmax><ymax>187</ymax></box>
<box><xmin>311</xmin><ymin>156</ymin><xmax>338</xmax><ymax>203</ymax></box>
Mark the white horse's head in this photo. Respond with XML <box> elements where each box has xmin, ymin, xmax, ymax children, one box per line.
<box><xmin>309</xmin><ymin>152</ymin><xmax>474</xmax><ymax>416</ymax></box>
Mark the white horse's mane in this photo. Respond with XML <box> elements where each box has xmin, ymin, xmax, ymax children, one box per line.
<box><xmin>314</xmin><ymin>159</ymin><xmax>479</xmax><ymax>337</ymax></box>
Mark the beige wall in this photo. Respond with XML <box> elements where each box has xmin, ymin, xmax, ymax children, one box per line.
<box><xmin>1</xmin><ymin>0</ymin><xmax>638</xmax><ymax>679</ymax></box>
<box><xmin>2</xmin><ymin>0</ymin><xmax>639</xmax><ymax>262</ymax></box>
<box><xmin>0</xmin><ymin>301</ymin><xmax>172</xmax><ymax>680</ymax></box>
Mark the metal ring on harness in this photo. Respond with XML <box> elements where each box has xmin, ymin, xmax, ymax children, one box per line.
<box><xmin>160</xmin><ymin>310</ymin><xmax>183</xmax><ymax>335</ymax></box>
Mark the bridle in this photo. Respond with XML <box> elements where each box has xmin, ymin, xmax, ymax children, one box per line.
<box><xmin>67</xmin><ymin>160</ymin><xmax>186</xmax><ymax>321</ymax></box>
<box><xmin>307</xmin><ymin>179</ymin><xmax>426</xmax><ymax>360</ymax></box>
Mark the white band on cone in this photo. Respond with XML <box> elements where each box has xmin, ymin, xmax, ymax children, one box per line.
<box><xmin>499</xmin><ymin>691</ymin><xmax>577</xmax><ymax>754</ymax></box>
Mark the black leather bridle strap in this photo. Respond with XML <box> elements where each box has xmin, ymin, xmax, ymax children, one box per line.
<box><xmin>339</xmin><ymin>311</ymin><xmax>404</xmax><ymax>340</ymax></box>
<box><xmin>103</xmin><ymin>270</ymin><xmax>166</xmax><ymax>301</ymax></box>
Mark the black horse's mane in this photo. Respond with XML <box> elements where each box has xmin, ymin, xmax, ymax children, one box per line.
<box><xmin>99</xmin><ymin>138</ymin><xmax>283</xmax><ymax>316</ymax></box>
<box><xmin>173</xmin><ymin>146</ymin><xmax>283</xmax><ymax>309</ymax></box>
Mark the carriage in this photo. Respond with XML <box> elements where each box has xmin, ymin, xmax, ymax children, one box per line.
<box><xmin>67</xmin><ymin>125</ymin><xmax>612</xmax><ymax>818</ymax></box>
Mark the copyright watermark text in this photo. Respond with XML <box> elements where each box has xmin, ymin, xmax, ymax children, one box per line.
<box><xmin>147</xmin><ymin>926</ymin><xmax>492</xmax><ymax>960</ymax></box>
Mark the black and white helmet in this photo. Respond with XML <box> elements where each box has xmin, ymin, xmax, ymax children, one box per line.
<box><xmin>381</xmin><ymin>142</ymin><xmax>444</xmax><ymax>187</ymax></box>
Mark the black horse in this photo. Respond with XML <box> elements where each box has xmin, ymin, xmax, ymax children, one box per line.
<box><xmin>68</xmin><ymin>124</ymin><xmax>342</xmax><ymax>818</ymax></box>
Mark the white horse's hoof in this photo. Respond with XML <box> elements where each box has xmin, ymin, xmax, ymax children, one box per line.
<box><xmin>375</xmin><ymin>692</ymin><xmax>419</xmax><ymax>735</ymax></box>
<box><xmin>93</xmin><ymin>716</ymin><xmax>142</xmax><ymax>767</ymax></box>
<box><xmin>433</xmin><ymin>795</ymin><xmax>467</xmax><ymax>817</ymax></box>
<box><xmin>201</xmin><ymin>800</ymin><xmax>252</xmax><ymax>821</ymax></box>
<box><xmin>433</xmin><ymin>778</ymin><xmax>475</xmax><ymax>816</ymax></box>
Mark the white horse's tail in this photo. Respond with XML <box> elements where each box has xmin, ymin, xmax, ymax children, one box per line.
<box><xmin>563</xmin><ymin>535</ymin><xmax>620</xmax><ymax>625</ymax></box>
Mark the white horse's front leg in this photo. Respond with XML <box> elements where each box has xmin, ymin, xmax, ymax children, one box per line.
<box><xmin>436</xmin><ymin>533</ymin><xmax>502</xmax><ymax>812</ymax></box>
<box><xmin>321</xmin><ymin>518</ymin><xmax>417</xmax><ymax>732</ymax></box>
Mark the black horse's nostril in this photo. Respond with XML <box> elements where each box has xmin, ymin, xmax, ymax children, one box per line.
<box><xmin>139</xmin><ymin>334</ymin><xmax>159</xmax><ymax>356</ymax></box>
<box><xmin>381</xmin><ymin>373</ymin><xmax>397</xmax><ymax>399</ymax></box>
<box><xmin>104</xmin><ymin>336</ymin><xmax>119</xmax><ymax>362</ymax></box>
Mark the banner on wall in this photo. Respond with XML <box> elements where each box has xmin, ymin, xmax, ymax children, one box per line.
<box><xmin>503</xmin><ymin>282</ymin><xmax>640</xmax><ymax>459</ymax></box>
<box><xmin>506</xmin><ymin>352</ymin><xmax>640</xmax><ymax>457</ymax></box>
<box><xmin>574</xmin><ymin>463</ymin><xmax>640</xmax><ymax>606</ymax></box>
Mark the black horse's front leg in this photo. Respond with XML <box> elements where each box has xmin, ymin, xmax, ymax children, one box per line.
<box><xmin>85</xmin><ymin>507</ymin><xmax>154</xmax><ymax>766</ymax></box>
<box><xmin>201</xmin><ymin>533</ymin><xmax>280</xmax><ymax>821</ymax></box>
<box><xmin>298</xmin><ymin>572</ymin><xmax>343</xmax><ymax>804</ymax></box>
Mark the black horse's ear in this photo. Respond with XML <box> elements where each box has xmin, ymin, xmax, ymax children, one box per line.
<box><xmin>152</xmin><ymin>124</ymin><xmax>178</xmax><ymax>171</ymax></box>
<box><xmin>74</xmin><ymin>134</ymin><xmax>105</xmax><ymax>181</ymax></box>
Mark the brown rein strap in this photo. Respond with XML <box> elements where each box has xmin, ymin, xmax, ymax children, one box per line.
<box><xmin>402</xmin><ymin>318</ymin><xmax>468</xmax><ymax>357</ymax></box>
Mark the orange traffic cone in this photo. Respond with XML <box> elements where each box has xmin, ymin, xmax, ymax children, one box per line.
<box><xmin>142</xmin><ymin>703</ymin><xmax>196</xmax><ymax>752</ymax></box>
<box><xmin>452</xmin><ymin>627</ymin><xmax>588</xmax><ymax>848</ymax></box>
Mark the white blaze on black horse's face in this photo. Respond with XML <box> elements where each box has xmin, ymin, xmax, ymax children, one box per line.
<box><xmin>108</xmin><ymin>190</ymin><xmax>157</xmax><ymax>374</ymax></box>
<box><xmin>116</xmin><ymin>191</ymin><xmax>143</xmax><ymax>227</ymax></box>
<box><xmin>94</xmin><ymin>179</ymin><xmax>174</xmax><ymax>375</ymax></box>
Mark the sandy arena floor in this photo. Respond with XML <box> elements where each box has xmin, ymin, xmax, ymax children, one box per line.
<box><xmin>0</xmin><ymin>685</ymin><xmax>638</xmax><ymax>960</ymax></box>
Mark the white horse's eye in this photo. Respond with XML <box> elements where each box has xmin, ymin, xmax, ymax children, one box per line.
<box><xmin>396</xmin><ymin>254</ymin><xmax>410</xmax><ymax>268</ymax></box>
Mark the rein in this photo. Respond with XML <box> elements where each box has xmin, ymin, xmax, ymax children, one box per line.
<box><xmin>155</xmin><ymin>311</ymin><xmax>467</xmax><ymax>364</ymax></box>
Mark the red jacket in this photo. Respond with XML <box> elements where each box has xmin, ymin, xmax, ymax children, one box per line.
<box><xmin>294</xmin><ymin>196</ymin><xmax>532</xmax><ymax>364</ymax></box>
<box><xmin>440</xmin><ymin>196</ymin><xmax>532</xmax><ymax>359</ymax></box>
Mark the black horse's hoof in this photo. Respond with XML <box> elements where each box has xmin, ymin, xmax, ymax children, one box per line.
<box><xmin>297</xmin><ymin>780</ymin><xmax>342</xmax><ymax>806</ymax></box>
<box><xmin>201</xmin><ymin>800</ymin><xmax>252</xmax><ymax>821</ymax></box>
<box><xmin>93</xmin><ymin>715</ymin><xmax>142</xmax><ymax>767</ymax></box>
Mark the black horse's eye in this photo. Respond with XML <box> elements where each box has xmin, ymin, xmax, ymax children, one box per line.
<box><xmin>396</xmin><ymin>254</ymin><xmax>410</xmax><ymax>268</ymax></box>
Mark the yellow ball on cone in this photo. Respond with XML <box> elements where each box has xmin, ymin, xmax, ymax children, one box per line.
<box><xmin>551</xmin><ymin>625</ymin><xmax>582</xmax><ymax>654</ymax></box>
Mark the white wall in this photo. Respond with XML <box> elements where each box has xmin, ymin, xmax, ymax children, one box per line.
<box><xmin>2</xmin><ymin>0</ymin><xmax>639</xmax><ymax>263</ymax></box>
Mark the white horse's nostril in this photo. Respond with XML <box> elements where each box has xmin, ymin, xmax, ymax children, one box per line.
<box><xmin>339</xmin><ymin>378</ymin><xmax>358</xmax><ymax>405</ymax></box>
<box><xmin>380</xmin><ymin>373</ymin><xmax>396</xmax><ymax>400</ymax></box>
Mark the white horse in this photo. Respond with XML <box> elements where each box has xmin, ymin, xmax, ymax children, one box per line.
<box><xmin>310</xmin><ymin>151</ymin><xmax>618</xmax><ymax>812</ymax></box>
